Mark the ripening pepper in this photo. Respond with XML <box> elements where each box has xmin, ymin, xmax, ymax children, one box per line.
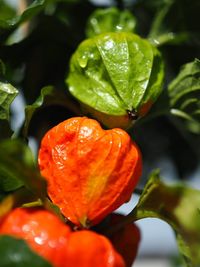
<box><xmin>38</xmin><ymin>117</ymin><xmax>142</xmax><ymax>227</ymax></box>
<box><xmin>0</xmin><ymin>207</ymin><xmax>71</xmax><ymax>267</ymax></box>
<box><xmin>108</xmin><ymin>213</ymin><xmax>141</xmax><ymax>267</ymax></box>
<box><xmin>0</xmin><ymin>208</ymin><xmax>125</xmax><ymax>267</ymax></box>
<box><xmin>66</xmin><ymin>230</ymin><xmax>125</xmax><ymax>267</ymax></box>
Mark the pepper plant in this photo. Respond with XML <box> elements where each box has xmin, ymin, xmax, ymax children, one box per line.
<box><xmin>0</xmin><ymin>0</ymin><xmax>200</xmax><ymax>266</ymax></box>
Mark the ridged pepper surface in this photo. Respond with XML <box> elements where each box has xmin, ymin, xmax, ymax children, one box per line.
<box><xmin>38</xmin><ymin>117</ymin><xmax>142</xmax><ymax>227</ymax></box>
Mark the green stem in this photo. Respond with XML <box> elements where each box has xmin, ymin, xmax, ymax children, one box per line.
<box><xmin>22</xmin><ymin>198</ymin><xmax>43</xmax><ymax>208</ymax></box>
<box><xmin>105</xmin><ymin>206</ymin><xmax>178</xmax><ymax>237</ymax></box>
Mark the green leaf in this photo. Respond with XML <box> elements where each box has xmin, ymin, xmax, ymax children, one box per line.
<box><xmin>0</xmin><ymin>80</ymin><xmax>18</xmax><ymax>139</ymax></box>
<box><xmin>23</xmin><ymin>86</ymin><xmax>80</xmax><ymax>138</ymax></box>
<box><xmin>148</xmin><ymin>0</ymin><xmax>188</xmax><ymax>46</ymax></box>
<box><xmin>0</xmin><ymin>81</ymin><xmax>18</xmax><ymax>121</ymax></box>
<box><xmin>0</xmin><ymin>235</ymin><xmax>52</xmax><ymax>267</ymax></box>
<box><xmin>67</xmin><ymin>32</ymin><xmax>164</xmax><ymax>127</ymax></box>
<box><xmin>86</xmin><ymin>7</ymin><xmax>137</xmax><ymax>38</ymax></box>
<box><xmin>0</xmin><ymin>139</ymin><xmax>47</xmax><ymax>198</ymax></box>
<box><xmin>147</xmin><ymin>0</ymin><xmax>199</xmax><ymax>46</ymax></box>
<box><xmin>0</xmin><ymin>0</ymin><xmax>45</xmax><ymax>36</ymax></box>
<box><xmin>168</xmin><ymin>59</ymin><xmax>200</xmax><ymax>134</ymax></box>
<box><xmin>130</xmin><ymin>170</ymin><xmax>200</xmax><ymax>267</ymax></box>
<box><xmin>0</xmin><ymin>0</ymin><xmax>16</xmax><ymax>22</ymax></box>
<box><xmin>0</xmin><ymin>163</ymin><xmax>23</xmax><ymax>192</ymax></box>
<box><xmin>0</xmin><ymin>0</ymin><xmax>85</xmax><ymax>37</ymax></box>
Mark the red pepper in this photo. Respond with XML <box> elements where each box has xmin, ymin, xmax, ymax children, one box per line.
<box><xmin>108</xmin><ymin>213</ymin><xmax>141</xmax><ymax>267</ymax></box>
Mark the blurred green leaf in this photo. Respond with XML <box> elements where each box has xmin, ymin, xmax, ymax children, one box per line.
<box><xmin>0</xmin><ymin>78</ymin><xmax>18</xmax><ymax>139</ymax></box>
<box><xmin>148</xmin><ymin>0</ymin><xmax>200</xmax><ymax>46</ymax></box>
<box><xmin>0</xmin><ymin>0</ymin><xmax>45</xmax><ymax>37</ymax></box>
<box><xmin>171</xmin><ymin>256</ymin><xmax>187</xmax><ymax>267</ymax></box>
<box><xmin>168</xmin><ymin>59</ymin><xmax>200</xmax><ymax>134</ymax></box>
<box><xmin>0</xmin><ymin>139</ymin><xmax>47</xmax><ymax>198</ymax></box>
<box><xmin>86</xmin><ymin>7</ymin><xmax>137</xmax><ymax>38</ymax></box>
<box><xmin>130</xmin><ymin>170</ymin><xmax>200</xmax><ymax>267</ymax></box>
<box><xmin>0</xmin><ymin>163</ymin><xmax>23</xmax><ymax>192</ymax></box>
<box><xmin>23</xmin><ymin>86</ymin><xmax>80</xmax><ymax>138</ymax></box>
<box><xmin>0</xmin><ymin>81</ymin><xmax>18</xmax><ymax>121</ymax></box>
<box><xmin>0</xmin><ymin>0</ymin><xmax>16</xmax><ymax>21</ymax></box>
<box><xmin>0</xmin><ymin>235</ymin><xmax>52</xmax><ymax>267</ymax></box>
<box><xmin>148</xmin><ymin>0</ymin><xmax>188</xmax><ymax>46</ymax></box>
<box><xmin>67</xmin><ymin>32</ymin><xmax>164</xmax><ymax>128</ymax></box>
<box><xmin>0</xmin><ymin>0</ymin><xmax>87</xmax><ymax>37</ymax></box>
<box><xmin>0</xmin><ymin>0</ymin><xmax>83</xmax><ymax>41</ymax></box>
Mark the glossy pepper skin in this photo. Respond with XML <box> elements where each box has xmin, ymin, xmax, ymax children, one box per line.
<box><xmin>108</xmin><ymin>213</ymin><xmax>141</xmax><ymax>267</ymax></box>
<box><xmin>0</xmin><ymin>208</ymin><xmax>125</xmax><ymax>267</ymax></box>
<box><xmin>38</xmin><ymin>117</ymin><xmax>142</xmax><ymax>227</ymax></box>
<box><xmin>66</xmin><ymin>230</ymin><xmax>125</xmax><ymax>267</ymax></box>
<box><xmin>0</xmin><ymin>208</ymin><xmax>71</xmax><ymax>267</ymax></box>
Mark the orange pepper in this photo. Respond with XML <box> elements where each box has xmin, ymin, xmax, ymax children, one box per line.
<box><xmin>38</xmin><ymin>117</ymin><xmax>142</xmax><ymax>227</ymax></box>
<box><xmin>0</xmin><ymin>208</ymin><xmax>125</xmax><ymax>267</ymax></box>
<box><xmin>0</xmin><ymin>207</ymin><xmax>71</xmax><ymax>267</ymax></box>
<box><xmin>66</xmin><ymin>230</ymin><xmax>125</xmax><ymax>267</ymax></box>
